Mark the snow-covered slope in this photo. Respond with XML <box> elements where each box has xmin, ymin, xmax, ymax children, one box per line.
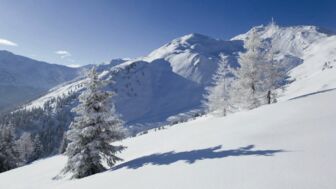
<box><xmin>105</xmin><ymin>59</ymin><xmax>202</xmax><ymax>127</ymax></box>
<box><xmin>145</xmin><ymin>33</ymin><xmax>243</xmax><ymax>85</ymax></box>
<box><xmin>282</xmin><ymin>35</ymin><xmax>336</xmax><ymax>99</ymax></box>
<box><xmin>1</xmin><ymin>88</ymin><xmax>335</xmax><ymax>189</ymax></box>
<box><xmin>24</xmin><ymin>59</ymin><xmax>203</xmax><ymax>131</ymax></box>
<box><xmin>23</xmin><ymin>34</ymin><xmax>242</xmax><ymax>129</ymax></box>
<box><xmin>21</xmin><ymin>24</ymin><xmax>336</xmax><ymax>130</ymax></box>
<box><xmin>233</xmin><ymin>25</ymin><xmax>330</xmax><ymax>57</ymax></box>
<box><xmin>0</xmin><ymin>50</ymin><xmax>80</xmax><ymax>111</ymax></box>
<box><xmin>233</xmin><ymin>24</ymin><xmax>336</xmax><ymax>100</ymax></box>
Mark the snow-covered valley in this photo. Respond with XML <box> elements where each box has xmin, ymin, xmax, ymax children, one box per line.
<box><xmin>1</xmin><ymin>87</ymin><xmax>335</xmax><ymax>189</ymax></box>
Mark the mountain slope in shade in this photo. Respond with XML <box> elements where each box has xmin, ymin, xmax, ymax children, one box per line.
<box><xmin>24</xmin><ymin>59</ymin><xmax>203</xmax><ymax>132</ymax></box>
<box><xmin>0</xmin><ymin>50</ymin><xmax>80</xmax><ymax>111</ymax></box>
<box><xmin>108</xmin><ymin>59</ymin><xmax>202</xmax><ymax>127</ymax></box>
<box><xmin>1</xmin><ymin>87</ymin><xmax>335</xmax><ymax>189</ymax></box>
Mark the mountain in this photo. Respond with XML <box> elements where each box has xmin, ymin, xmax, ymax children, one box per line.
<box><xmin>1</xmin><ymin>85</ymin><xmax>336</xmax><ymax>189</ymax></box>
<box><xmin>22</xmin><ymin>33</ymin><xmax>246</xmax><ymax>130</ymax></box>
<box><xmin>1</xmin><ymin>24</ymin><xmax>336</xmax><ymax>184</ymax></box>
<box><xmin>21</xmin><ymin>24</ymin><xmax>336</xmax><ymax>132</ymax></box>
<box><xmin>144</xmin><ymin>33</ymin><xmax>243</xmax><ymax>85</ymax></box>
<box><xmin>0</xmin><ymin>51</ymin><xmax>81</xmax><ymax>111</ymax></box>
<box><xmin>24</xmin><ymin>59</ymin><xmax>203</xmax><ymax>133</ymax></box>
<box><xmin>232</xmin><ymin>24</ymin><xmax>336</xmax><ymax>99</ymax></box>
<box><xmin>82</xmin><ymin>58</ymin><xmax>130</xmax><ymax>72</ymax></box>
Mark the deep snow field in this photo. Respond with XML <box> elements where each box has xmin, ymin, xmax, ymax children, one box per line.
<box><xmin>1</xmin><ymin>88</ymin><xmax>335</xmax><ymax>189</ymax></box>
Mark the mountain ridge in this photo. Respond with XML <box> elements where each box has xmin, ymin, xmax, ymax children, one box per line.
<box><xmin>0</xmin><ymin>50</ymin><xmax>81</xmax><ymax>111</ymax></box>
<box><xmin>7</xmin><ymin>24</ymin><xmax>336</xmax><ymax>131</ymax></box>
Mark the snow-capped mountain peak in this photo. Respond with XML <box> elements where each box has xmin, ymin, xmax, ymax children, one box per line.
<box><xmin>233</xmin><ymin>24</ymin><xmax>331</xmax><ymax>57</ymax></box>
<box><xmin>145</xmin><ymin>33</ymin><xmax>242</xmax><ymax>85</ymax></box>
<box><xmin>232</xmin><ymin>24</ymin><xmax>336</xmax><ymax>99</ymax></box>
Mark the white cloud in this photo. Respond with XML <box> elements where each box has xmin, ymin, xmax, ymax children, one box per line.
<box><xmin>66</xmin><ymin>64</ymin><xmax>81</xmax><ymax>68</ymax></box>
<box><xmin>54</xmin><ymin>50</ymin><xmax>79</xmax><ymax>67</ymax></box>
<box><xmin>0</xmin><ymin>38</ymin><xmax>18</xmax><ymax>46</ymax></box>
<box><xmin>55</xmin><ymin>50</ymin><xmax>71</xmax><ymax>59</ymax></box>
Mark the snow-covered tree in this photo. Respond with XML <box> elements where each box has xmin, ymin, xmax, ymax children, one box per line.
<box><xmin>62</xmin><ymin>68</ymin><xmax>125</xmax><ymax>179</ymax></box>
<box><xmin>230</xmin><ymin>29</ymin><xmax>266</xmax><ymax>110</ymax></box>
<box><xmin>262</xmin><ymin>47</ymin><xmax>285</xmax><ymax>104</ymax></box>
<box><xmin>203</xmin><ymin>54</ymin><xmax>232</xmax><ymax>116</ymax></box>
<box><xmin>16</xmin><ymin>132</ymin><xmax>35</xmax><ymax>163</ymax></box>
<box><xmin>0</xmin><ymin>124</ymin><xmax>19</xmax><ymax>172</ymax></box>
<box><xmin>260</xmin><ymin>31</ymin><xmax>287</xmax><ymax>104</ymax></box>
<box><xmin>31</xmin><ymin>135</ymin><xmax>43</xmax><ymax>161</ymax></box>
<box><xmin>230</xmin><ymin>23</ymin><xmax>288</xmax><ymax>109</ymax></box>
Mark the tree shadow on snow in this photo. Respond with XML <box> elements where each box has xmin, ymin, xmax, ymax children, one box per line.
<box><xmin>111</xmin><ymin>145</ymin><xmax>285</xmax><ymax>170</ymax></box>
<box><xmin>289</xmin><ymin>88</ymin><xmax>336</xmax><ymax>101</ymax></box>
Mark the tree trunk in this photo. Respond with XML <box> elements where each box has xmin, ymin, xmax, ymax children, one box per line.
<box><xmin>267</xmin><ymin>90</ymin><xmax>271</xmax><ymax>104</ymax></box>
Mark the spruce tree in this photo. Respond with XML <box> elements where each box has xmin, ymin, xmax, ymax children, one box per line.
<box><xmin>0</xmin><ymin>123</ymin><xmax>19</xmax><ymax>172</ymax></box>
<box><xmin>17</xmin><ymin>132</ymin><xmax>35</xmax><ymax>163</ymax></box>
<box><xmin>62</xmin><ymin>68</ymin><xmax>125</xmax><ymax>179</ymax></box>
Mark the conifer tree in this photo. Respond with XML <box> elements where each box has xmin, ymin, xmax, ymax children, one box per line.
<box><xmin>17</xmin><ymin>132</ymin><xmax>35</xmax><ymax>163</ymax></box>
<box><xmin>262</xmin><ymin>46</ymin><xmax>284</xmax><ymax>104</ymax></box>
<box><xmin>31</xmin><ymin>135</ymin><xmax>43</xmax><ymax>161</ymax></box>
<box><xmin>230</xmin><ymin>28</ymin><xmax>266</xmax><ymax>110</ymax></box>
<box><xmin>0</xmin><ymin>123</ymin><xmax>19</xmax><ymax>172</ymax></box>
<box><xmin>230</xmin><ymin>22</ymin><xmax>287</xmax><ymax>109</ymax></box>
<box><xmin>62</xmin><ymin>68</ymin><xmax>125</xmax><ymax>179</ymax></box>
<box><xmin>261</xmin><ymin>23</ymin><xmax>287</xmax><ymax>104</ymax></box>
<box><xmin>203</xmin><ymin>54</ymin><xmax>232</xmax><ymax>116</ymax></box>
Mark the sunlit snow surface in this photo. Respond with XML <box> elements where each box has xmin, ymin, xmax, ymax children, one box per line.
<box><xmin>1</xmin><ymin>89</ymin><xmax>335</xmax><ymax>189</ymax></box>
<box><xmin>4</xmin><ymin>25</ymin><xmax>336</xmax><ymax>188</ymax></box>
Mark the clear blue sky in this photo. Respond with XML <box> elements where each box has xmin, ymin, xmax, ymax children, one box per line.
<box><xmin>0</xmin><ymin>0</ymin><xmax>335</xmax><ymax>67</ymax></box>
